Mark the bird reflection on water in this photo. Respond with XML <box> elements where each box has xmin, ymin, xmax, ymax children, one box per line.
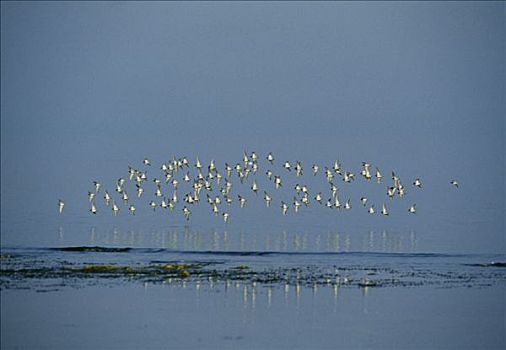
<box><xmin>80</xmin><ymin>226</ymin><xmax>418</xmax><ymax>254</ymax></box>
<box><xmin>141</xmin><ymin>273</ymin><xmax>365</xmax><ymax>316</ymax></box>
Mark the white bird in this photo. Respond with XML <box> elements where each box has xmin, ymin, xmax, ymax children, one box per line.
<box><xmin>183</xmin><ymin>206</ymin><xmax>191</xmax><ymax>221</ymax></box>
<box><xmin>185</xmin><ymin>193</ymin><xmax>195</xmax><ymax>204</ymax></box>
<box><xmin>225</xmin><ymin>164</ymin><xmax>232</xmax><ymax>177</ymax></box>
<box><xmin>90</xmin><ymin>202</ymin><xmax>97</xmax><ymax>214</ymax></box>
<box><xmin>295</xmin><ymin>161</ymin><xmax>303</xmax><ymax>176</ymax></box>
<box><xmin>225</xmin><ymin>180</ymin><xmax>233</xmax><ymax>193</ymax></box>
<box><xmin>267</xmin><ymin>152</ymin><xmax>274</xmax><ymax>164</ymax></box>
<box><xmin>408</xmin><ymin>204</ymin><xmax>416</xmax><ymax>214</ymax></box>
<box><xmin>266</xmin><ymin>169</ymin><xmax>273</xmax><ymax>180</ymax></box>
<box><xmin>333</xmin><ymin>196</ymin><xmax>341</xmax><ymax>209</ymax></box>
<box><xmin>212</xmin><ymin>203</ymin><xmax>219</xmax><ymax>216</ymax></box>
<box><xmin>330</xmin><ymin>183</ymin><xmax>338</xmax><ymax>197</ymax></box>
<box><xmin>381</xmin><ymin>203</ymin><xmax>389</xmax><ymax>216</ymax></box>
<box><xmin>283</xmin><ymin>161</ymin><xmax>291</xmax><ymax>171</ymax></box>
<box><xmin>315</xmin><ymin>192</ymin><xmax>322</xmax><ymax>204</ymax></box>
<box><xmin>238</xmin><ymin>195</ymin><xmax>247</xmax><ymax>208</ymax></box>
<box><xmin>361</xmin><ymin>162</ymin><xmax>372</xmax><ymax>180</ymax></box>
<box><xmin>293</xmin><ymin>197</ymin><xmax>301</xmax><ymax>213</ymax></box>
<box><xmin>129</xmin><ymin>204</ymin><xmax>136</xmax><ymax>215</ymax></box>
<box><xmin>281</xmin><ymin>201</ymin><xmax>289</xmax><ymax>215</ymax></box>
<box><xmin>104</xmin><ymin>191</ymin><xmax>111</xmax><ymax>206</ymax></box>
<box><xmin>274</xmin><ymin>175</ymin><xmax>282</xmax><ymax>189</ymax></box>
<box><xmin>344</xmin><ymin>199</ymin><xmax>351</xmax><ymax>210</ymax></box>
<box><xmin>301</xmin><ymin>194</ymin><xmax>309</xmax><ymax>206</ymax></box>
<box><xmin>149</xmin><ymin>201</ymin><xmax>157</xmax><ymax>211</ymax></box>
<box><xmin>413</xmin><ymin>178</ymin><xmax>422</xmax><ymax>188</ymax></box>
<box><xmin>122</xmin><ymin>190</ymin><xmax>129</xmax><ymax>203</ymax></box>
<box><xmin>93</xmin><ymin>181</ymin><xmax>101</xmax><ymax>193</ymax></box>
<box><xmin>368</xmin><ymin>205</ymin><xmax>375</xmax><ymax>214</ymax></box>
<box><xmin>58</xmin><ymin>199</ymin><xmax>65</xmax><ymax>214</ymax></box>
<box><xmin>251</xmin><ymin>180</ymin><xmax>258</xmax><ymax>194</ymax></box>
<box><xmin>264</xmin><ymin>191</ymin><xmax>272</xmax><ymax>207</ymax></box>
<box><xmin>136</xmin><ymin>185</ymin><xmax>144</xmax><ymax>198</ymax></box>
<box><xmin>143</xmin><ymin>158</ymin><xmax>151</xmax><ymax>166</ymax></box>
<box><xmin>312</xmin><ymin>164</ymin><xmax>319</xmax><ymax>176</ymax></box>
<box><xmin>112</xmin><ymin>201</ymin><xmax>119</xmax><ymax>216</ymax></box>
<box><xmin>325</xmin><ymin>167</ymin><xmax>333</xmax><ymax>182</ymax></box>
<box><xmin>209</xmin><ymin>159</ymin><xmax>217</xmax><ymax>172</ymax></box>
<box><xmin>333</xmin><ymin>160</ymin><xmax>341</xmax><ymax>174</ymax></box>
<box><xmin>451</xmin><ymin>180</ymin><xmax>459</xmax><ymax>188</ymax></box>
<box><xmin>360</xmin><ymin>197</ymin><xmax>368</xmax><ymax>206</ymax></box>
<box><xmin>222</xmin><ymin>212</ymin><xmax>230</xmax><ymax>223</ymax></box>
<box><xmin>376</xmin><ymin>168</ymin><xmax>383</xmax><ymax>183</ymax></box>
<box><xmin>88</xmin><ymin>191</ymin><xmax>95</xmax><ymax>202</ymax></box>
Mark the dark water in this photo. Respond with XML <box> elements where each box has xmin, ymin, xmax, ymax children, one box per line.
<box><xmin>2</xmin><ymin>244</ymin><xmax>505</xmax><ymax>349</ymax></box>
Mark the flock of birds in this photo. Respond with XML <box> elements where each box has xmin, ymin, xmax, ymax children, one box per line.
<box><xmin>58</xmin><ymin>152</ymin><xmax>459</xmax><ymax>223</ymax></box>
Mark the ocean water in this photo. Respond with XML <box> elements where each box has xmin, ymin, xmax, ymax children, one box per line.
<box><xmin>1</xmin><ymin>151</ymin><xmax>505</xmax><ymax>349</ymax></box>
<box><xmin>2</xmin><ymin>224</ymin><xmax>505</xmax><ymax>349</ymax></box>
<box><xmin>1</xmin><ymin>2</ymin><xmax>504</xmax><ymax>348</ymax></box>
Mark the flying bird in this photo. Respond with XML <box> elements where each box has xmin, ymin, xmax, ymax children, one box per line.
<box><xmin>267</xmin><ymin>152</ymin><xmax>274</xmax><ymax>164</ymax></box>
<box><xmin>90</xmin><ymin>202</ymin><xmax>97</xmax><ymax>214</ymax></box>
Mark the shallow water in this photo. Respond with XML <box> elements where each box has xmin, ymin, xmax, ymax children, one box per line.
<box><xmin>2</xmin><ymin>168</ymin><xmax>504</xmax><ymax>349</ymax></box>
<box><xmin>1</xmin><ymin>244</ymin><xmax>506</xmax><ymax>349</ymax></box>
<box><xmin>2</xmin><ymin>273</ymin><xmax>505</xmax><ymax>349</ymax></box>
